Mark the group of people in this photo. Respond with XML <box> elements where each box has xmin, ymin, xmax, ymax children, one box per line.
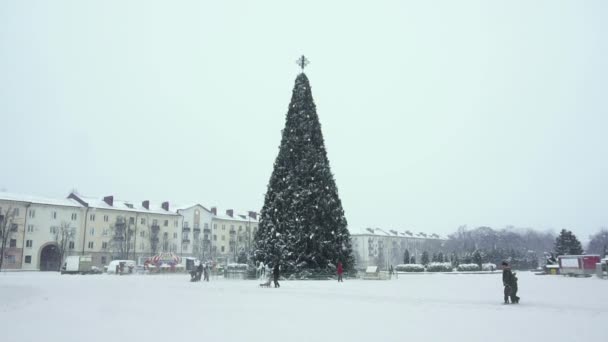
<box><xmin>190</xmin><ymin>262</ymin><xmax>210</xmax><ymax>282</ymax></box>
<box><xmin>502</xmin><ymin>261</ymin><xmax>520</xmax><ymax>304</ymax></box>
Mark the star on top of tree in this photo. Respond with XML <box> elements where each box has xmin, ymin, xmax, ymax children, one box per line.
<box><xmin>296</xmin><ymin>55</ymin><xmax>309</xmax><ymax>71</ymax></box>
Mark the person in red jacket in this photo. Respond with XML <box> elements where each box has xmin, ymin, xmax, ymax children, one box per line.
<box><xmin>337</xmin><ymin>261</ymin><xmax>344</xmax><ymax>282</ymax></box>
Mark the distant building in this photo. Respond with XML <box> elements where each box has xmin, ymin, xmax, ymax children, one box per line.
<box><xmin>351</xmin><ymin>228</ymin><xmax>447</xmax><ymax>271</ymax></box>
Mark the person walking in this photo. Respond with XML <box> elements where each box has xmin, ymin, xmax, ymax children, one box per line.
<box><xmin>203</xmin><ymin>263</ymin><xmax>210</xmax><ymax>282</ymax></box>
<box><xmin>273</xmin><ymin>263</ymin><xmax>280</xmax><ymax>288</ymax></box>
<box><xmin>337</xmin><ymin>261</ymin><xmax>344</xmax><ymax>282</ymax></box>
<box><xmin>502</xmin><ymin>261</ymin><xmax>513</xmax><ymax>304</ymax></box>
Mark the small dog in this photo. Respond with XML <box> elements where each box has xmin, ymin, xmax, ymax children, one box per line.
<box><xmin>259</xmin><ymin>280</ymin><xmax>271</xmax><ymax>288</ymax></box>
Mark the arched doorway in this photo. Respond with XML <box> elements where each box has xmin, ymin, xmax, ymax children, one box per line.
<box><xmin>39</xmin><ymin>244</ymin><xmax>61</xmax><ymax>271</ymax></box>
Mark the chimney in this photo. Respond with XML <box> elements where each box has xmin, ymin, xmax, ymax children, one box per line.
<box><xmin>248</xmin><ymin>211</ymin><xmax>257</xmax><ymax>220</ymax></box>
<box><xmin>103</xmin><ymin>195</ymin><xmax>114</xmax><ymax>206</ymax></box>
<box><xmin>161</xmin><ymin>201</ymin><xmax>169</xmax><ymax>211</ymax></box>
<box><xmin>210</xmin><ymin>207</ymin><xmax>217</xmax><ymax>215</ymax></box>
<box><xmin>226</xmin><ymin>209</ymin><xmax>234</xmax><ymax>217</ymax></box>
<box><xmin>142</xmin><ymin>200</ymin><xmax>150</xmax><ymax>210</ymax></box>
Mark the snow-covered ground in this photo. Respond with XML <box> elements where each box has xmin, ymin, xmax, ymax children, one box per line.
<box><xmin>1</xmin><ymin>271</ymin><xmax>606</xmax><ymax>342</ymax></box>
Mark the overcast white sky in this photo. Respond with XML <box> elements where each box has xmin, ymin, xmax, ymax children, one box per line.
<box><xmin>1</xmin><ymin>1</ymin><xmax>607</xmax><ymax>239</ymax></box>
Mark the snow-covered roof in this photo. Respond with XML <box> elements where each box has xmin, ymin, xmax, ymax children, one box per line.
<box><xmin>352</xmin><ymin>228</ymin><xmax>445</xmax><ymax>240</ymax></box>
<box><xmin>173</xmin><ymin>203</ymin><xmax>212</xmax><ymax>213</ymax></box>
<box><xmin>71</xmin><ymin>194</ymin><xmax>180</xmax><ymax>216</ymax></box>
<box><xmin>0</xmin><ymin>192</ymin><xmax>82</xmax><ymax>208</ymax></box>
<box><xmin>212</xmin><ymin>209</ymin><xmax>259</xmax><ymax>223</ymax></box>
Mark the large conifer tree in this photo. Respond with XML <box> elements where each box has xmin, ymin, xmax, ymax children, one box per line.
<box><xmin>554</xmin><ymin>229</ymin><xmax>584</xmax><ymax>255</ymax></box>
<box><xmin>254</xmin><ymin>72</ymin><xmax>353</xmax><ymax>273</ymax></box>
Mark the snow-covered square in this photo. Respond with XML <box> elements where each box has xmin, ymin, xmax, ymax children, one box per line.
<box><xmin>1</xmin><ymin>272</ymin><xmax>606</xmax><ymax>342</ymax></box>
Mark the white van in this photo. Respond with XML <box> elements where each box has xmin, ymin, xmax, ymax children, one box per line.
<box><xmin>107</xmin><ymin>260</ymin><xmax>136</xmax><ymax>275</ymax></box>
<box><xmin>61</xmin><ymin>255</ymin><xmax>93</xmax><ymax>275</ymax></box>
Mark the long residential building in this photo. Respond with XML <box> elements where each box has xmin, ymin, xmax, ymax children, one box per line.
<box><xmin>0</xmin><ymin>192</ymin><xmax>258</xmax><ymax>270</ymax></box>
<box><xmin>351</xmin><ymin>228</ymin><xmax>447</xmax><ymax>271</ymax></box>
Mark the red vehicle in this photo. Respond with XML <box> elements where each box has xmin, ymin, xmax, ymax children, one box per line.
<box><xmin>558</xmin><ymin>255</ymin><xmax>601</xmax><ymax>277</ymax></box>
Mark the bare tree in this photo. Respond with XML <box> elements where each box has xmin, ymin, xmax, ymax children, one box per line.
<box><xmin>110</xmin><ymin>216</ymin><xmax>134</xmax><ymax>260</ymax></box>
<box><xmin>149</xmin><ymin>221</ymin><xmax>160</xmax><ymax>255</ymax></box>
<box><xmin>0</xmin><ymin>206</ymin><xmax>17</xmax><ymax>271</ymax></box>
<box><xmin>53</xmin><ymin>221</ymin><xmax>76</xmax><ymax>271</ymax></box>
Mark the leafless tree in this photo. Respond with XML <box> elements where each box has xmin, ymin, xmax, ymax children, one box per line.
<box><xmin>0</xmin><ymin>206</ymin><xmax>17</xmax><ymax>271</ymax></box>
<box><xmin>110</xmin><ymin>216</ymin><xmax>134</xmax><ymax>260</ymax></box>
<box><xmin>53</xmin><ymin>221</ymin><xmax>76</xmax><ymax>271</ymax></box>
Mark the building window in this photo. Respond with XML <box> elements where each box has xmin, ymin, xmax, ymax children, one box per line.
<box><xmin>5</xmin><ymin>255</ymin><xmax>16</xmax><ymax>264</ymax></box>
<box><xmin>28</xmin><ymin>209</ymin><xmax>35</xmax><ymax>218</ymax></box>
<box><xmin>139</xmin><ymin>242</ymin><xmax>144</xmax><ymax>250</ymax></box>
<box><xmin>9</xmin><ymin>239</ymin><xmax>17</xmax><ymax>247</ymax></box>
<box><xmin>26</xmin><ymin>240</ymin><xmax>33</xmax><ymax>248</ymax></box>
<box><xmin>204</xmin><ymin>223</ymin><xmax>209</xmax><ymax>229</ymax></box>
<box><xmin>173</xmin><ymin>232</ymin><xmax>177</xmax><ymax>239</ymax></box>
<box><xmin>221</xmin><ymin>235</ymin><xmax>225</xmax><ymax>241</ymax></box>
<box><xmin>231</xmin><ymin>225</ymin><xmax>234</xmax><ymax>231</ymax></box>
<box><xmin>129</xmin><ymin>217</ymin><xmax>135</xmax><ymax>225</ymax></box>
<box><xmin>213</xmin><ymin>235</ymin><xmax>217</xmax><ymax>241</ymax></box>
<box><xmin>140</xmin><ymin>231</ymin><xmax>145</xmax><ymax>237</ymax></box>
<box><xmin>90</xmin><ymin>228</ymin><xmax>95</xmax><ymax>236</ymax></box>
<box><xmin>221</xmin><ymin>246</ymin><xmax>225</xmax><ymax>253</ymax></box>
<box><xmin>164</xmin><ymin>220</ymin><xmax>168</xmax><ymax>227</ymax></box>
<box><xmin>102</xmin><ymin>229</ymin><xmax>108</xmax><ymax>236</ymax></box>
<box><xmin>153</xmin><ymin>219</ymin><xmax>158</xmax><ymax>225</ymax></box>
<box><xmin>104</xmin><ymin>215</ymin><xmax>109</xmax><ymax>222</ymax></box>
<box><xmin>10</xmin><ymin>223</ymin><xmax>18</xmax><ymax>232</ymax></box>
<box><xmin>50</xmin><ymin>227</ymin><xmax>56</xmax><ymax>234</ymax></box>
<box><xmin>90</xmin><ymin>214</ymin><xmax>95</xmax><ymax>221</ymax></box>
<box><xmin>141</xmin><ymin>218</ymin><xmax>145</xmax><ymax>225</ymax></box>
<box><xmin>68</xmin><ymin>241</ymin><xmax>74</xmax><ymax>249</ymax></box>
<box><xmin>25</xmin><ymin>255</ymin><xmax>32</xmax><ymax>264</ymax></box>
<box><xmin>222</xmin><ymin>225</ymin><xmax>225</xmax><ymax>230</ymax></box>
<box><xmin>27</xmin><ymin>225</ymin><xmax>34</xmax><ymax>233</ymax></box>
<box><xmin>239</xmin><ymin>225</ymin><xmax>242</xmax><ymax>231</ymax></box>
<box><xmin>71</xmin><ymin>213</ymin><xmax>77</xmax><ymax>221</ymax></box>
<box><xmin>52</xmin><ymin>211</ymin><xmax>57</xmax><ymax>219</ymax></box>
<box><xmin>13</xmin><ymin>208</ymin><xmax>19</xmax><ymax>216</ymax></box>
<box><xmin>102</xmin><ymin>242</ymin><xmax>108</xmax><ymax>249</ymax></box>
<box><xmin>101</xmin><ymin>256</ymin><xmax>107</xmax><ymax>265</ymax></box>
<box><xmin>88</xmin><ymin>241</ymin><xmax>94</xmax><ymax>249</ymax></box>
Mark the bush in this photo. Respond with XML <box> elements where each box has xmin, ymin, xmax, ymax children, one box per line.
<box><xmin>426</xmin><ymin>262</ymin><xmax>453</xmax><ymax>272</ymax></box>
<box><xmin>396</xmin><ymin>264</ymin><xmax>424</xmax><ymax>272</ymax></box>
<box><xmin>457</xmin><ymin>263</ymin><xmax>481</xmax><ymax>272</ymax></box>
<box><xmin>226</xmin><ymin>263</ymin><xmax>248</xmax><ymax>271</ymax></box>
<box><xmin>482</xmin><ymin>263</ymin><xmax>497</xmax><ymax>271</ymax></box>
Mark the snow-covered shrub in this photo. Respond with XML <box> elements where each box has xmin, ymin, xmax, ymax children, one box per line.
<box><xmin>482</xmin><ymin>263</ymin><xmax>497</xmax><ymax>271</ymax></box>
<box><xmin>425</xmin><ymin>262</ymin><xmax>453</xmax><ymax>272</ymax></box>
<box><xmin>457</xmin><ymin>263</ymin><xmax>481</xmax><ymax>272</ymax></box>
<box><xmin>226</xmin><ymin>263</ymin><xmax>248</xmax><ymax>271</ymax></box>
<box><xmin>396</xmin><ymin>264</ymin><xmax>424</xmax><ymax>272</ymax></box>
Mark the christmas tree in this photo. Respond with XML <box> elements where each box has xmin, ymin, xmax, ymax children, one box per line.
<box><xmin>254</xmin><ymin>67</ymin><xmax>353</xmax><ymax>274</ymax></box>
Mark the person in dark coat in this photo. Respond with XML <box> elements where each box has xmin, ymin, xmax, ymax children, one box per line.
<box><xmin>203</xmin><ymin>264</ymin><xmax>210</xmax><ymax>282</ymax></box>
<box><xmin>502</xmin><ymin>261</ymin><xmax>513</xmax><ymax>304</ymax></box>
<box><xmin>273</xmin><ymin>263</ymin><xmax>280</xmax><ymax>288</ymax></box>
<box><xmin>510</xmin><ymin>272</ymin><xmax>520</xmax><ymax>304</ymax></box>
<box><xmin>196</xmin><ymin>262</ymin><xmax>203</xmax><ymax>281</ymax></box>
<box><xmin>337</xmin><ymin>261</ymin><xmax>344</xmax><ymax>282</ymax></box>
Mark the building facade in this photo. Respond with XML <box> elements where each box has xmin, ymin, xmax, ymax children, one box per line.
<box><xmin>1</xmin><ymin>191</ymin><xmax>259</xmax><ymax>270</ymax></box>
<box><xmin>351</xmin><ymin>228</ymin><xmax>447</xmax><ymax>271</ymax></box>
